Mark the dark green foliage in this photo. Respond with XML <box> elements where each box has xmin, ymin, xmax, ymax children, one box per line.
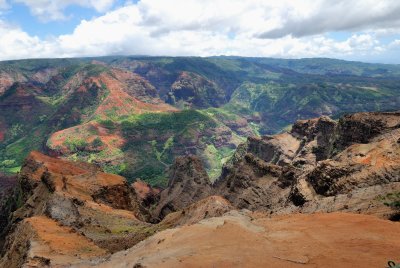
<box><xmin>380</xmin><ymin>192</ymin><xmax>400</xmax><ymax>209</ymax></box>
<box><xmin>91</xmin><ymin>137</ymin><xmax>104</xmax><ymax>148</ymax></box>
<box><xmin>64</xmin><ymin>138</ymin><xmax>89</xmax><ymax>153</ymax></box>
<box><xmin>121</xmin><ymin>110</ymin><xmax>216</xmax><ymax>134</ymax></box>
<box><xmin>119</xmin><ymin>110</ymin><xmax>217</xmax><ymax>186</ymax></box>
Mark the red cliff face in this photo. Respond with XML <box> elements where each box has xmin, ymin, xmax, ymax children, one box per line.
<box><xmin>0</xmin><ymin>151</ymin><xmax>161</xmax><ymax>267</ymax></box>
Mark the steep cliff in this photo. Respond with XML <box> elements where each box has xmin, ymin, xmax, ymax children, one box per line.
<box><xmin>214</xmin><ymin>111</ymin><xmax>400</xmax><ymax>220</ymax></box>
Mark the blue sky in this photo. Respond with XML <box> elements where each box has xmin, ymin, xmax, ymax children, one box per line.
<box><xmin>2</xmin><ymin>0</ymin><xmax>132</xmax><ymax>37</ymax></box>
<box><xmin>0</xmin><ymin>0</ymin><xmax>400</xmax><ymax>63</ymax></box>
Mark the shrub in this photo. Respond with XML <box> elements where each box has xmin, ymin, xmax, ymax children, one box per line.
<box><xmin>64</xmin><ymin>138</ymin><xmax>89</xmax><ymax>152</ymax></box>
<box><xmin>91</xmin><ymin>137</ymin><xmax>104</xmax><ymax>148</ymax></box>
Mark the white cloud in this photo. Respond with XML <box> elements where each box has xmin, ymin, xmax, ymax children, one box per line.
<box><xmin>0</xmin><ymin>21</ymin><xmax>45</xmax><ymax>60</ymax></box>
<box><xmin>258</xmin><ymin>0</ymin><xmax>400</xmax><ymax>38</ymax></box>
<box><xmin>388</xmin><ymin>39</ymin><xmax>400</xmax><ymax>49</ymax></box>
<box><xmin>0</xmin><ymin>0</ymin><xmax>400</xmax><ymax>61</ymax></box>
<box><xmin>13</xmin><ymin>0</ymin><xmax>117</xmax><ymax>21</ymax></box>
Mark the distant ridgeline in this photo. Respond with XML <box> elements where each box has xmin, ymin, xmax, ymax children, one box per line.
<box><xmin>1</xmin><ymin>56</ymin><xmax>400</xmax><ymax>185</ymax></box>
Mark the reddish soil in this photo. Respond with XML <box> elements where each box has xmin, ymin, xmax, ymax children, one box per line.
<box><xmin>27</xmin><ymin>151</ymin><xmax>89</xmax><ymax>181</ymax></box>
<box><xmin>26</xmin><ymin>216</ymin><xmax>107</xmax><ymax>258</ymax></box>
<box><xmin>93</xmin><ymin>72</ymin><xmax>176</xmax><ymax>117</ymax></box>
<box><xmin>48</xmin><ymin>121</ymin><xmax>126</xmax><ymax>153</ymax></box>
<box><xmin>348</xmin><ymin>139</ymin><xmax>398</xmax><ymax>168</ymax></box>
<box><xmin>94</xmin><ymin>212</ymin><xmax>400</xmax><ymax>268</ymax></box>
<box><xmin>48</xmin><ymin>70</ymin><xmax>178</xmax><ymax>155</ymax></box>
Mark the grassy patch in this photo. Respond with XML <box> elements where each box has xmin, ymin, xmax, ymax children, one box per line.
<box><xmin>377</xmin><ymin>192</ymin><xmax>400</xmax><ymax>209</ymax></box>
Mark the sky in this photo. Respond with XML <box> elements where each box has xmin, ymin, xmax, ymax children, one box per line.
<box><xmin>1</xmin><ymin>0</ymin><xmax>400</xmax><ymax>63</ymax></box>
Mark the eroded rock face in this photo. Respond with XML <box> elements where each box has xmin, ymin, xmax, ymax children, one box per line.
<box><xmin>160</xmin><ymin>195</ymin><xmax>233</xmax><ymax>228</ymax></box>
<box><xmin>0</xmin><ymin>216</ymin><xmax>107</xmax><ymax>268</ymax></box>
<box><xmin>214</xmin><ymin>111</ymin><xmax>400</xmax><ymax>218</ymax></box>
<box><xmin>152</xmin><ymin>112</ymin><xmax>400</xmax><ymax>219</ymax></box>
<box><xmin>0</xmin><ymin>151</ymin><xmax>162</xmax><ymax>267</ymax></box>
<box><xmin>0</xmin><ymin>152</ymin><xmax>236</xmax><ymax>267</ymax></box>
<box><xmin>334</xmin><ymin>111</ymin><xmax>400</xmax><ymax>151</ymax></box>
<box><xmin>153</xmin><ymin>156</ymin><xmax>213</xmax><ymax>220</ymax></box>
<box><xmin>215</xmin><ymin>153</ymin><xmax>287</xmax><ymax>210</ymax></box>
<box><xmin>131</xmin><ymin>180</ymin><xmax>161</xmax><ymax>222</ymax></box>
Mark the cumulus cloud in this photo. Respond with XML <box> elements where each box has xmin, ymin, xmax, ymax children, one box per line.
<box><xmin>0</xmin><ymin>21</ymin><xmax>45</xmax><ymax>60</ymax></box>
<box><xmin>0</xmin><ymin>0</ymin><xmax>399</xmax><ymax>61</ymax></box>
<box><xmin>258</xmin><ymin>0</ymin><xmax>400</xmax><ymax>38</ymax></box>
<box><xmin>13</xmin><ymin>0</ymin><xmax>117</xmax><ymax>21</ymax></box>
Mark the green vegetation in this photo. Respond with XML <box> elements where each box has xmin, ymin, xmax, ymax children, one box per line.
<box><xmin>377</xmin><ymin>192</ymin><xmax>400</xmax><ymax>209</ymax></box>
<box><xmin>1</xmin><ymin>56</ymin><xmax>400</xmax><ymax>187</ymax></box>
<box><xmin>119</xmin><ymin>110</ymin><xmax>220</xmax><ymax>186</ymax></box>
<box><xmin>91</xmin><ymin>137</ymin><xmax>104</xmax><ymax>148</ymax></box>
<box><xmin>64</xmin><ymin>138</ymin><xmax>89</xmax><ymax>152</ymax></box>
<box><xmin>121</xmin><ymin>110</ymin><xmax>217</xmax><ymax>134</ymax></box>
<box><xmin>204</xmin><ymin>144</ymin><xmax>236</xmax><ymax>179</ymax></box>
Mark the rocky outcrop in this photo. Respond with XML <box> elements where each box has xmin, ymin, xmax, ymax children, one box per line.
<box><xmin>0</xmin><ymin>151</ymin><xmax>163</xmax><ymax>267</ymax></box>
<box><xmin>149</xmin><ymin>111</ymin><xmax>400</xmax><ymax>220</ymax></box>
<box><xmin>0</xmin><ymin>152</ymin><xmax>238</xmax><ymax>267</ymax></box>
<box><xmin>214</xmin><ymin>111</ymin><xmax>400</xmax><ymax>219</ymax></box>
<box><xmin>214</xmin><ymin>153</ymin><xmax>287</xmax><ymax>210</ymax></box>
<box><xmin>153</xmin><ymin>156</ymin><xmax>213</xmax><ymax>220</ymax></box>
<box><xmin>160</xmin><ymin>195</ymin><xmax>233</xmax><ymax>228</ymax></box>
<box><xmin>0</xmin><ymin>216</ymin><xmax>107</xmax><ymax>268</ymax></box>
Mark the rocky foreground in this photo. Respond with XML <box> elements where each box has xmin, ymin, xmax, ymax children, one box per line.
<box><xmin>0</xmin><ymin>111</ymin><xmax>399</xmax><ymax>267</ymax></box>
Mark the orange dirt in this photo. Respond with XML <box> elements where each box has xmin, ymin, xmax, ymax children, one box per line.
<box><xmin>84</xmin><ymin>201</ymin><xmax>137</xmax><ymax>219</ymax></box>
<box><xmin>26</xmin><ymin>216</ymin><xmax>107</xmax><ymax>258</ymax></box>
<box><xmin>345</xmin><ymin>139</ymin><xmax>399</xmax><ymax>169</ymax></box>
<box><xmin>25</xmin><ymin>151</ymin><xmax>127</xmax><ymax>202</ymax></box>
<box><xmin>93</xmin><ymin>72</ymin><xmax>177</xmax><ymax>118</ymax></box>
<box><xmin>93</xmin><ymin>212</ymin><xmax>400</xmax><ymax>268</ymax></box>
<box><xmin>47</xmin><ymin>120</ymin><xmax>125</xmax><ymax>153</ymax></box>
<box><xmin>27</xmin><ymin>151</ymin><xmax>89</xmax><ymax>181</ymax></box>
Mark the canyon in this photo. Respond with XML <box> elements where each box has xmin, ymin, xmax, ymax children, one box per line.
<box><xmin>0</xmin><ymin>111</ymin><xmax>398</xmax><ymax>267</ymax></box>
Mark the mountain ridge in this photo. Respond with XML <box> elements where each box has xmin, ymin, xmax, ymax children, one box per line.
<box><xmin>1</xmin><ymin>56</ymin><xmax>400</xmax><ymax>186</ymax></box>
